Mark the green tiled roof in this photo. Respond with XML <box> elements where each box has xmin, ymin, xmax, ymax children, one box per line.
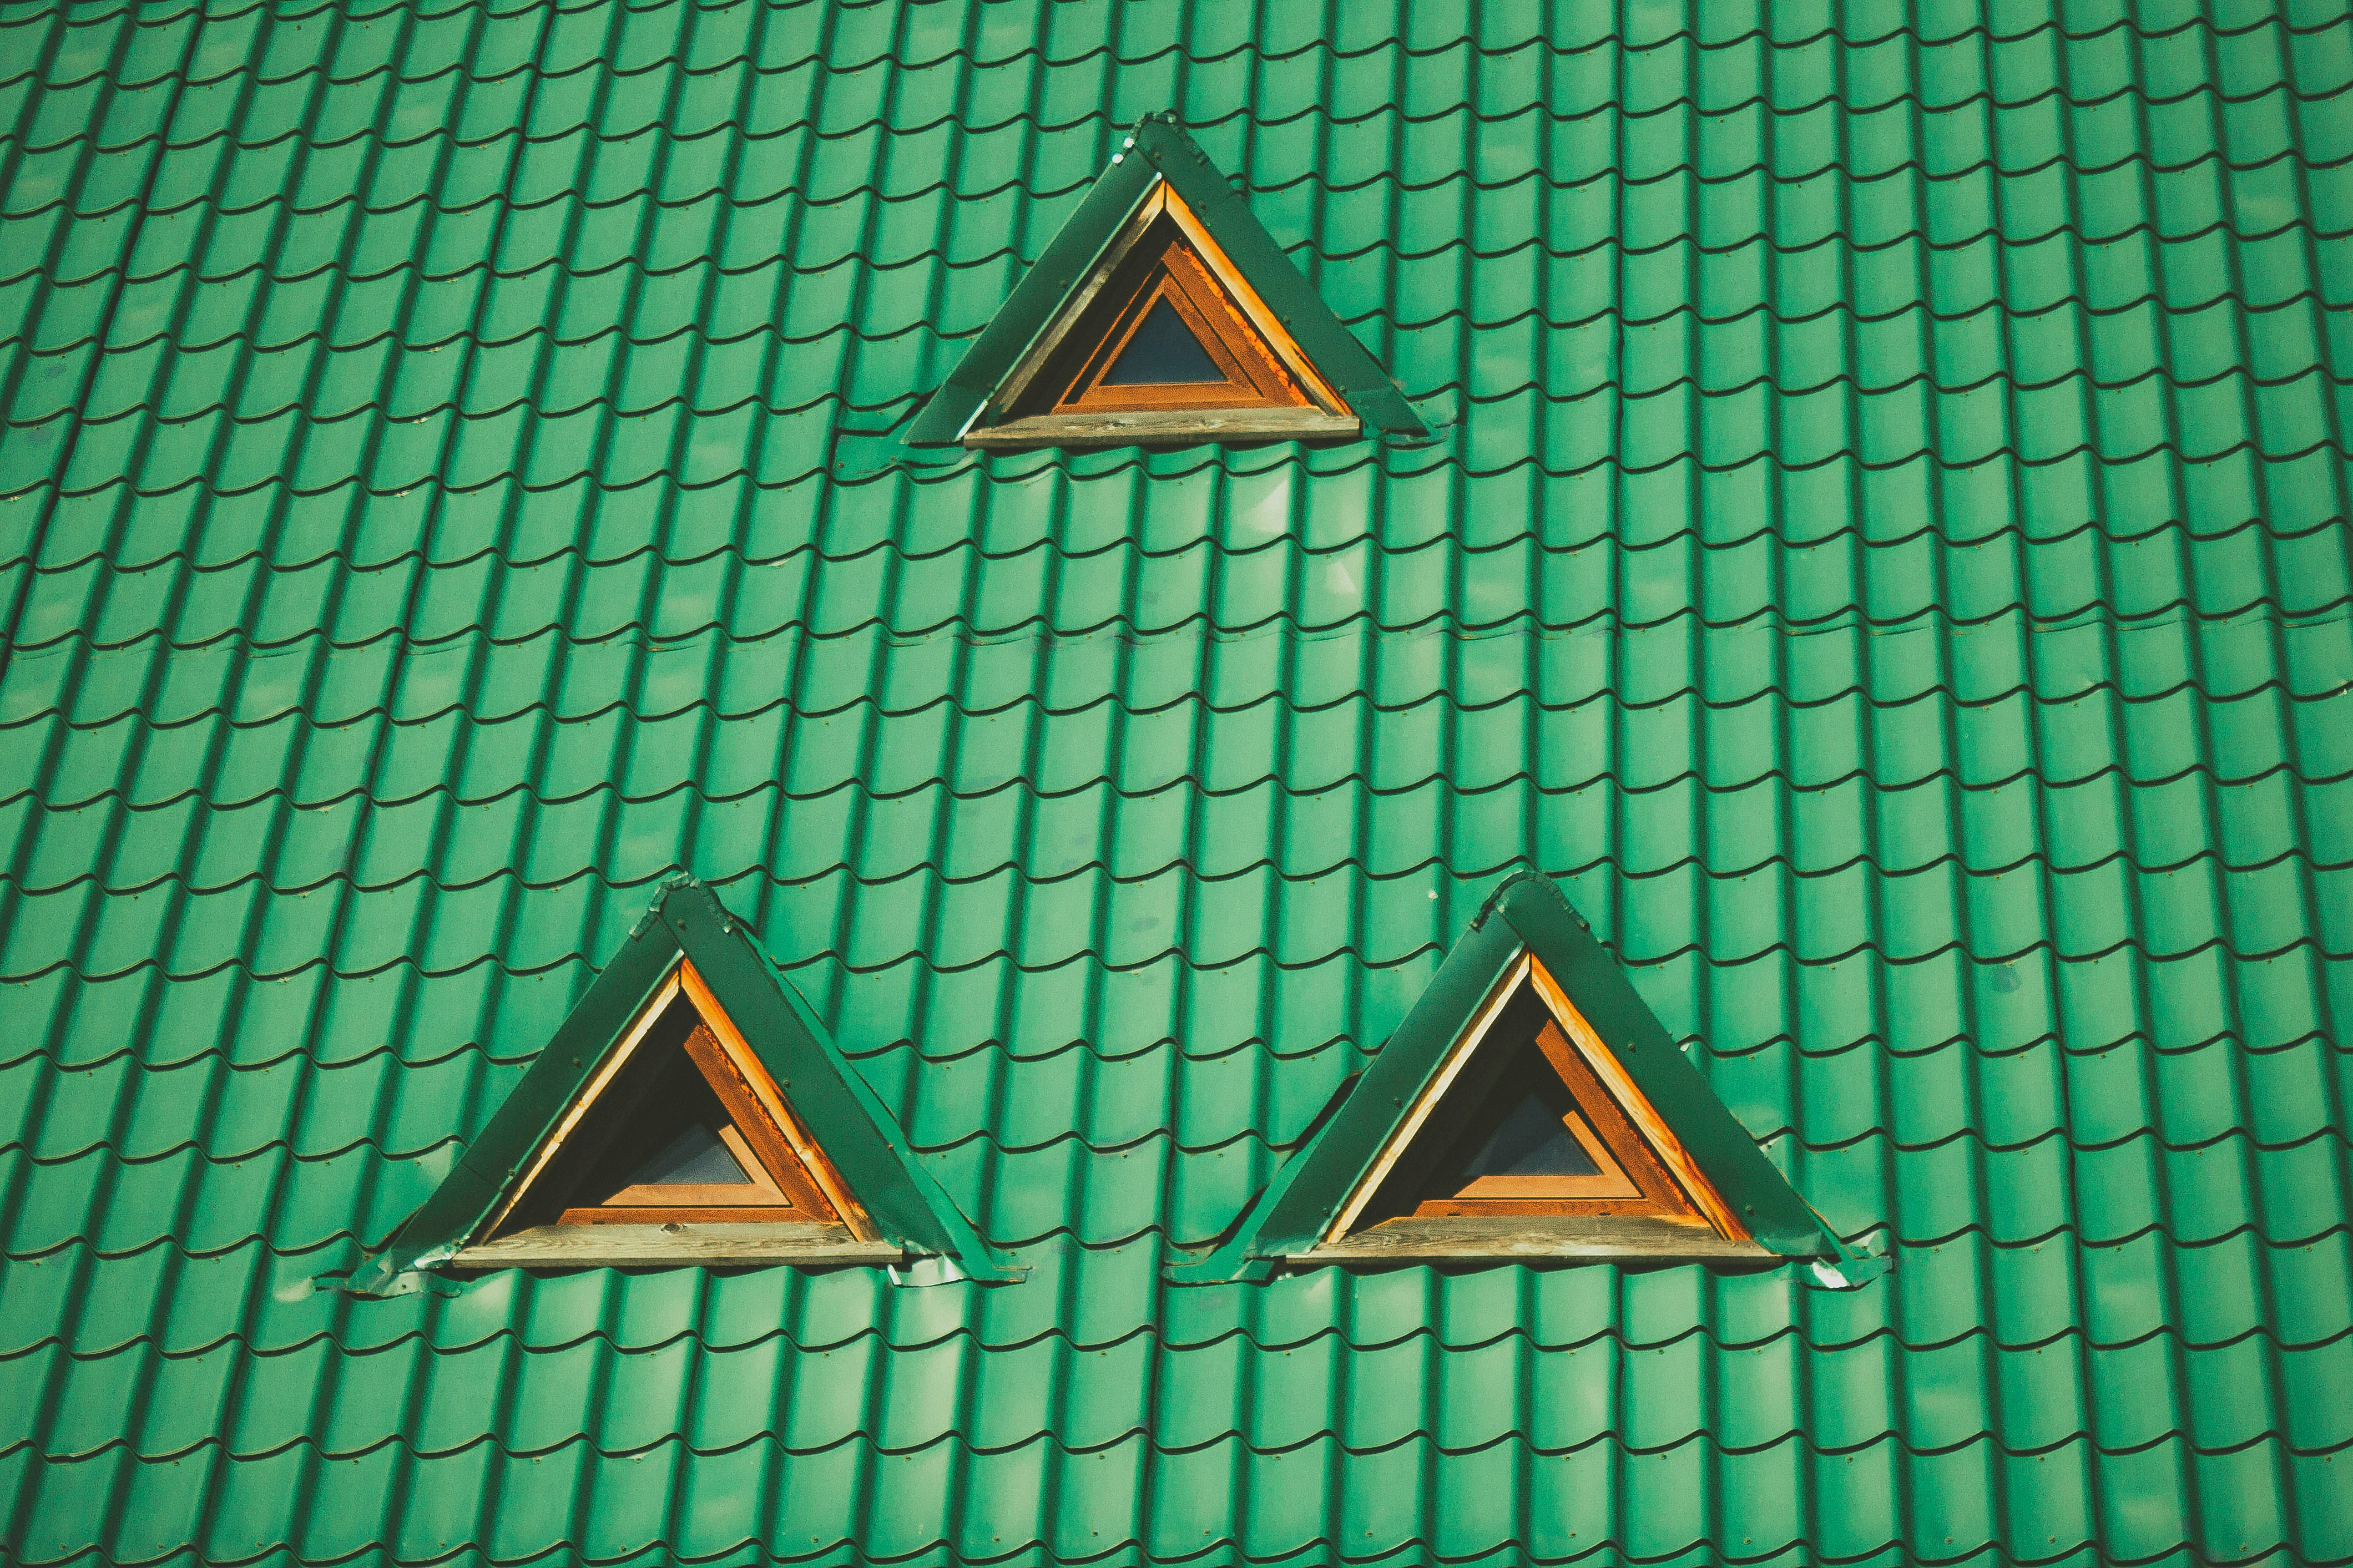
<box><xmin>4</xmin><ymin>0</ymin><xmax>2351</xmax><ymax>1563</ymax></box>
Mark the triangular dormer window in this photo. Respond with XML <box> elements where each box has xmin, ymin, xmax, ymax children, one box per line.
<box><xmin>1169</xmin><ymin>873</ymin><xmax>1885</xmax><ymax>1286</ymax></box>
<box><xmin>905</xmin><ymin>115</ymin><xmax>1433</xmax><ymax>454</ymax></box>
<box><xmin>487</xmin><ymin>959</ymin><xmax>856</xmax><ymax>1231</ymax></box>
<box><xmin>1325</xmin><ymin>953</ymin><xmax>1742</xmax><ymax>1243</ymax></box>
<box><xmin>966</xmin><ymin>180</ymin><xmax>1345</xmax><ymax>446</ymax></box>
<box><xmin>353</xmin><ymin>881</ymin><xmax>1019</xmax><ymax>1286</ymax></box>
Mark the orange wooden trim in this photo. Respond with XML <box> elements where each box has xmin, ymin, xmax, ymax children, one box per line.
<box><xmin>559</xmin><ymin>1206</ymin><xmax>806</xmax><ymax>1226</ymax></box>
<box><xmin>989</xmin><ymin>183</ymin><xmax>1172</xmax><ymax>417</ymax></box>
<box><xmin>679</xmin><ymin>960</ymin><xmax>874</xmax><ymax>1240</ymax></box>
<box><xmin>1156</xmin><ymin>181</ymin><xmax>1350</xmax><ymax>414</ymax></box>
<box><xmin>1558</xmin><ymin>1109</ymin><xmax>1640</xmax><ymax>1193</ymax></box>
<box><xmin>1323</xmin><ymin>952</ymin><xmax>1532</xmax><ymax>1244</ymax></box>
<box><xmin>1524</xmin><ymin>1021</ymin><xmax>1694</xmax><ymax>1216</ymax></box>
<box><xmin>1443</xmin><ymin>1108</ymin><xmax>1643</xmax><ymax>1202</ymax></box>
<box><xmin>675</xmin><ymin>1023</ymin><xmax>837</xmax><ymax>1220</ymax></box>
<box><xmin>482</xmin><ymin>964</ymin><xmax>685</xmax><ymax>1241</ymax></box>
<box><xmin>1076</xmin><ymin>270</ymin><xmax>1253</xmax><ymax>394</ymax></box>
<box><xmin>593</xmin><ymin>1126</ymin><xmax>796</xmax><ymax>1211</ymax></box>
<box><xmin>1406</xmin><ymin>1024</ymin><xmax>1676</xmax><ymax>1217</ymax></box>
<box><xmin>1153</xmin><ymin>248</ymin><xmax>1300</xmax><ymax>401</ymax></box>
<box><xmin>1359</xmin><ymin>958</ymin><xmax>1721</xmax><ymax>1231</ymax></box>
<box><xmin>1526</xmin><ymin>958</ymin><xmax>1749</xmax><ymax>1242</ymax></box>
<box><xmin>602</xmin><ymin>1184</ymin><xmax>784</xmax><ymax>1207</ymax></box>
<box><xmin>1054</xmin><ymin>239</ymin><xmax>1303</xmax><ymax>414</ymax></box>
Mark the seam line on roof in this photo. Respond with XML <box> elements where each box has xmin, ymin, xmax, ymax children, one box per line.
<box><xmin>1</xmin><ymin>480</ymin><xmax>2340</xmax><ymax>584</ymax></box>
<box><xmin>12</xmin><ymin>52</ymin><xmax>2349</xmax><ymax>176</ymax></box>
<box><xmin>14</xmin><ymin>199</ymin><xmax>2350</xmax><ymax>310</ymax></box>
<box><xmin>16</xmin><ymin>0</ymin><xmax>2353</xmax><ymax>95</ymax></box>
<box><xmin>8</xmin><ymin>0</ymin><xmax>2345</xmax><ymax>99</ymax></box>
<box><xmin>15</xmin><ymin>1314</ymin><xmax>2347</xmax><ymax>1376</ymax></box>
<box><xmin>5</xmin><ymin>912</ymin><xmax>2349</xmax><ymax>986</ymax></box>
<box><xmin>15</xmin><ymin>422</ymin><xmax>2353</xmax><ymax>502</ymax></box>
<box><xmin>13</xmin><ymin>671</ymin><xmax>2351</xmax><ymax>757</ymax></box>
<box><xmin>5</xmin><ymin>593</ymin><xmax>2346</xmax><ymax>667</ymax></box>
<box><xmin>6</xmin><ymin>837</ymin><xmax>2346</xmax><ymax>903</ymax></box>
<box><xmin>0</xmin><ymin>1015</ymin><xmax>2332</xmax><ymax>1085</ymax></box>
<box><xmin>14</xmin><ymin>1114</ymin><xmax>2342</xmax><ymax>1175</ymax></box>
<box><xmin>8</xmin><ymin>1211</ymin><xmax>2342</xmax><ymax>1266</ymax></box>
<box><xmin>13</xmin><ymin>119</ymin><xmax>2352</xmax><ymax>235</ymax></box>
<box><xmin>16</xmin><ymin>349</ymin><xmax>2353</xmax><ymax>454</ymax></box>
<box><xmin>17</xmin><ymin>1423</ymin><xmax>2353</xmax><ymax>1481</ymax></box>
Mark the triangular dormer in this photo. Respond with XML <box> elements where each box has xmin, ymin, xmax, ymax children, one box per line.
<box><xmin>1170</xmin><ymin>872</ymin><xmax>1879</xmax><ymax>1284</ymax></box>
<box><xmin>486</xmin><ymin>957</ymin><xmax>856</xmax><ymax>1232</ymax></box>
<box><xmin>1321</xmin><ymin>950</ymin><xmax>1745</xmax><ymax>1243</ymax></box>
<box><xmin>353</xmin><ymin>881</ymin><xmax>1017</xmax><ymax>1287</ymax></box>
<box><xmin>907</xmin><ymin>114</ymin><xmax>1431</xmax><ymax>453</ymax></box>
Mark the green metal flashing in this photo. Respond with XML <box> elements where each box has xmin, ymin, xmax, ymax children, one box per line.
<box><xmin>352</xmin><ymin>880</ymin><xmax>1018</xmax><ymax>1291</ymax></box>
<box><xmin>1170</xmin><ymin>871</ymin><xmax>1867</xmax><ymax>1284</ymax></box>
<box><xmin>903</xmin><ymin>113</ymin><xmax>1430</xmax><ymax>448</ymax></box>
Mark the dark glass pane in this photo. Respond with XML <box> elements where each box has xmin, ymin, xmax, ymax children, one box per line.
<box><xmin>1102</xmin><ymin>298</ymin><xmax>1224</xmax><ymax>385</ymax></box>
<box><xmin>629</xmin><ymin>1120</ymin><xmax>752</xmax><ymax>1185</ymax></box>
<box><xmin>1458</xmin><ymin>1091</ymin><xmax>1599</xmax><ymax>1178</ymax></box>
<box><xmin>556</xmin><ymin>1011</ymin><xmax>763</xmax><ymax>1205</ymax></box>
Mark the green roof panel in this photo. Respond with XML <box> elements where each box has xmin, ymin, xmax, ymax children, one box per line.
<box><xmin>3</xmin><ymin>0</ymin><xmax>2351</xmax><ymax>1564</ymax></box>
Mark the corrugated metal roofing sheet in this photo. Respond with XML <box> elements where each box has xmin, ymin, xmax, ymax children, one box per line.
<box><xmin>3</xmin><ymin>0</ymin><xmax>2351</xmax><ymax>1561</ymax></box>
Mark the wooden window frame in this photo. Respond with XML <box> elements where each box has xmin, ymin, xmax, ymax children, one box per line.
<box><xmin>966</xmin><ymin>180</ymin><xmax>1363</xmax><ymax>450</ymax></box>
<box><xmin>1048</xmin><ymin>238</ymin><xmax>1302</xmax><ymax>414</ymax></box>
<box><xmin>1306</xmin><ymin>953</ymin><xmax>1760</xmax><ymax>1262</ymax></box>
<box><xmin>1405</xmin><ymin>1018</ymin><xmax>1695</xmax><ymax>1219</ymax></box>
<box><xmin>554</xmin><ymin>1019</ymin><xmax>839</xmax><ymax>1226</ymax></box>
<box><xmin>460</xmin><ymin>959</ymin><xmax>882</xmax><ymax>1263</ymax></box>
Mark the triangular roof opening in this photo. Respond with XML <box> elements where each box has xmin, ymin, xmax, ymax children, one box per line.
<box><xmin>906</xmin><ymin>115</ymin><xmax>1433</xmax><ymax>453</ymax></box>
<box><xmin>353</xmin><ymin>880</ymin><xmax>1021</xmax><ymax>1286</ymax></box>
<box><xmin>1326</xmin><ymin>953</ymin><xmax>1741</xmax><ymax>1244</ymax></box>
<box><xmin>1169</xmin><ymin>872</ymin><xmax>1882</xmax><ymax>1284</ymax></box>
<box><xmin>976</xmin><ymin>180</ymin><xmax>1344</xmax><ymax>441</ymax></box>
<box><xmin>487</xmin><ymin>959</ymin><xmax>860</xmax><ymax>1233</ymax></box>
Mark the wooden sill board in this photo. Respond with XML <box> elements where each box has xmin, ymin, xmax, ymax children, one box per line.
<box><xmin>1287</xmin><ymin>1215</ymin><xmax>1779</xmax><ymax>1265</ymax></box>
<box><xmin>965</xmin><ymin>408</ymin><xmax>1361</xmax><ymax>449</ymax></box>
<box><xmin>451</xmin><ymin>1223</ymin><xmax>906</xmax><ymax>1268</ymax></box>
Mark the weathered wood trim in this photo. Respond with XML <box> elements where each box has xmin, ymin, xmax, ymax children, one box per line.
<box><xmin>1323</xmin><ymin>953</ymin><xmax>1531</xmax><ymax>1244</ymax></box>
<box><xmin>1288</xmin><ymin>1215</ymin><xmax>1776</xmax><ymax>1264</ymax></box>
<box><xmin>1158</xmin><ymin>181</ymin><xmax>1349</xmax><ymax>414</ymax></box>
<box><xmin>1527</xmin><ymin>957</ymin><xmax>1749</xmax><ymax>1241</ymax></box>
<box><xmin>965</xmin><ymin>408</ymin><xmax>1360</xmax><ymax>449</ymax></box>
<box><xmin>671</xmin><ymin>1021</ymin><xmax>837</xmax><ymax>1218</ymax></box>
<box><xmin>453</xmin><ymin>1222</ymin><xmax>907</xmax><ymax>1268</ymax></box>
<box><xmin>681</xmin><ymin>960</ymin><xmax>873</xmax><ymax>1238</ymax></box>
<box><xmin>559</xmin><ymin>1204</ymin><xmax>806</xmax><ymax>1225</ymax></box>
<box><xmin>991</xmin><ymin>183</ymin><xmax>1168</xmax><ymax>418</ymax></box>
<box><xmin>478</xmin><ymin>963</ymin><xmax>685</xmax><ymax>1242</ymax></box>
